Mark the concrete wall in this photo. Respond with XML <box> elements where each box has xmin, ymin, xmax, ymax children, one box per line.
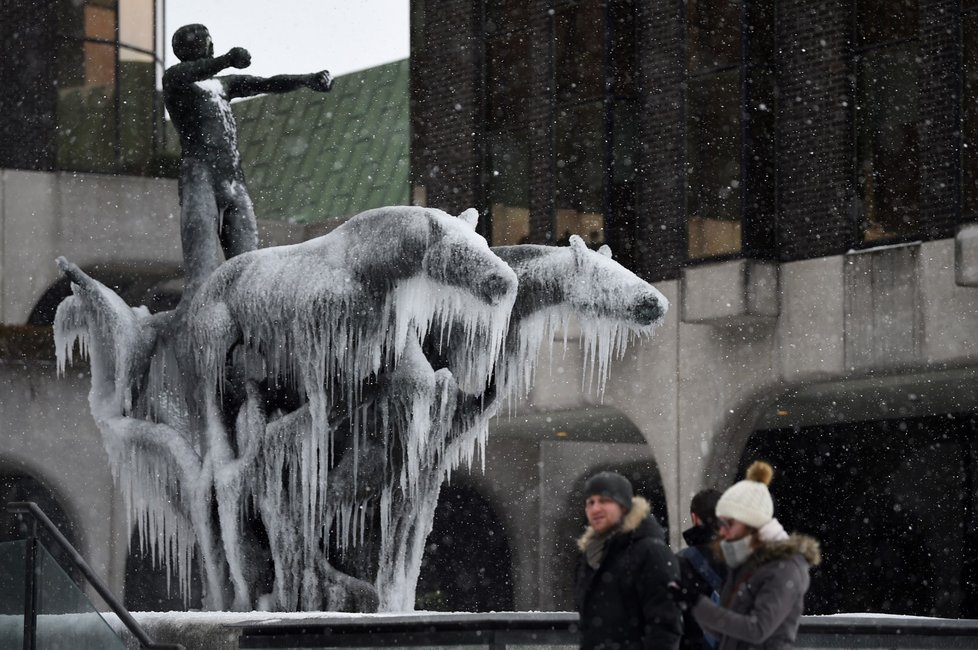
<box><xmin>0</xmin><ymin>169</ymin><xmax>312</xmax><ymax>325</ymax></box>
<box><xmin>0</xmin><ymin>170</ymin><xmax>181</xmax><ymax>323</ymax></box>
<box><xmin>3</xmin><ymin>168</ymin><xmax>978</xmax><ymax>610</ymax></box>
<box><xmin>0</xmin><ymin>360</ymin><xmax>129</xmax><ymax>597</ymax></box>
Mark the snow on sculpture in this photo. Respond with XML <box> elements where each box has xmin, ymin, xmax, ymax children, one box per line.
<box><xmin>53</xmin><ymin>202</ymin><xmax>669</xmax><ymax>612</ymax></box>
<box><xmin>372</xmin><ymin>236</ymin><xmax>669</xmax><ymax>611</ymax></box>
<box><xmin>186</xmin><ymin>205</ymin><xmax>517</xmax><ymax>610</ymax></box>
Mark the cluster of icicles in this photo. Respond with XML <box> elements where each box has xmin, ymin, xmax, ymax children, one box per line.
<box><xmin>53</xmin><ymin>207</ymin><xmax>667</xmax><ymax>613</ymax></box>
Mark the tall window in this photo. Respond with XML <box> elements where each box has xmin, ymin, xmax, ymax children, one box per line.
<box><xmin>686</xmin><ymin>0</ymin><xmax>743</xmax><ymax>260</ymax></box>
<box><xmin>485</xmin><ymin>1</ymin><xmax>636</xmax><ymax>252</ymax></box>
<box><xmin>963</xmin><ymin>0</ymin><xmax>978</xmax><ymax>216</ymax></box>
<box><xmin>854</xmin><ymin>0</ymin><xmax>919</xmax><ymax>243</ymax></box>
<box><xmin>554</xmin><ymin>0</ymin><xmax>606</xmax><ymax>247</ymax></box>
<box><xmin>552</xmin><ymin>0</ymin><xmax>636</xmax><ymax>251</ymax></box>
<box><xmin>486</xmin><ymin>1</ymin><xmax>531</xmax><ymax>245</ymax></box>
<box><xmin>56</xmin><ymin>0</ymin><xmax>166</xmax><ymax>175</ymax></box>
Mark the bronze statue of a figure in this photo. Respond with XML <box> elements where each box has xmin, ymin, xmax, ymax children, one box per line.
<box><xmin>164</xmin><ymin>23</ymin><xmax>333</xmax><ymax>302</ymax></box>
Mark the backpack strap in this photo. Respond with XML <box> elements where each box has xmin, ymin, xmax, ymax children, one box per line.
<box><xmin>683</xmin><ymin>546</ymin><xmax>723</xmax><ymax>594</ymax></box>
<box><xmin>680</xmin><ymin>547</ymin><xmax>722</xmax><ymax>650</ymax></box>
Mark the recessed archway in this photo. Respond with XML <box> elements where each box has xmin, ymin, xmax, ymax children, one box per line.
<box><xmin>28</xmin><ymin>263</ymin><xmax>183</xmax><ymax>326</ymax></box>
<box><xmin>415</xmin><ymin>481</ymin><xmax>515</xmax><ymax>612</ymax></box>
<box><xmin>724</xmin><ymin>367</ymin><xmax>978</xmax><ymax>618</ymax></box>
<box><xmin>0</xmin><ymin>469</ymin><xmax>80</xmax><ymax>581</ymax></box>
<box><xmin>741</xmin><ymin>413</ymin><xmax>978</xmax><ymax>618</ymax></box>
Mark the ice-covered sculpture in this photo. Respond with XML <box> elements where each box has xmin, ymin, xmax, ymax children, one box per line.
<box><xmin>54</xmin><ymin>204</ymin><xmax>668</xmax><ymax>611</ymax></box>
<box><xmin>373</xmin><ymin>236</ymin><xmax>668</xmax><ymax>611</ymax></box>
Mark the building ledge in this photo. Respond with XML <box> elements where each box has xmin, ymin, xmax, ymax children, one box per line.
<box><xmin>681</xmin><ymin>259</ymin><xmax>780</xmax><ymax>325</ymax></box>
<box><xmin>956</xmin><ymin>222</ymin><xmax>978</xmax><ymax>286</ymax></box>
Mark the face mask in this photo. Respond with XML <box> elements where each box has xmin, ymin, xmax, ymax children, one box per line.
<box><xmin>720</xmin><ymin>536</ymin><xmax>754</xmax><ymax>568</ymax></box>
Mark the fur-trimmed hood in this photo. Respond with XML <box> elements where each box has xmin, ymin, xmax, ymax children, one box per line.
<box><xmin>577</xmin><ymin>496</ymin><xmax>658</xmax><ymax>551</ymax></box>
<box><xmin>750</xmin><ymin>533</ymin><xmax>822</xmax><ymax>568</ymax></box>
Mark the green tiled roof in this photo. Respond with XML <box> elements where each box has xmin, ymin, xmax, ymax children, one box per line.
<box><xmin>233</xmin><ymin>59</ymin><xmax>409</xmax><ymax>224</ymax></box>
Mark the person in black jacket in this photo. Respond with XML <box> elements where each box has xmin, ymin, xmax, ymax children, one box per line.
<box><xmin>676</xmin><ymin>489</ymin><xmax>727</xmax><ymax>650</ymax></box>
<box><xmin>575</xmin><ymin>471</ymin><xmax>682</xmax><ymax>650</ymax></box>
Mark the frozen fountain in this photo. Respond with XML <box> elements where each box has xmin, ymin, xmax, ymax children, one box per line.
<box><xmin>49</xmin><ymin>24</ymin><xmax>669</xmax><ymax>614</ymax></box>
<box><xmin>52</xmin><ymin>208</ymin><xmax>667</xmax><ymax>612</ymax></box>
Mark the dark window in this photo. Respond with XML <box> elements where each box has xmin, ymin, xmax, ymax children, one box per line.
<box><xmin>552</xmin><ymin>0</ymin><xmax>606</xmax><ymax>247</ymax></box>
<box><xmin>553</xmin><ymin>0</ymin><xmax>637</xmax><ymax>250</ymax></box>
<box><xmin>687</xmin><ymin>69</ymin><xmax>742</xmax><ymax>259</ymax></box>
<box><xmin>608</xmin><ymin>98</ymin><xmax>638</xmax><ymax>260</ymax></box>
<box><xmin>688</xmin><ymin>0</ymin><xmax>741</xmax><ymax>73</ymax></box>
<box><xmin>963</xmin><ymin>7</ymin><xmax>978</xmax><ymax>216</ymax></box>
<box><xmin>854</xmin><ymin>0</ymin><xmax>919</xmax><ymax>243</ymax></box>
<box><xmin>556</xmin><ymin>100</ymin><xmax>605</xmax><ymax>246</ymax></box>
<box><xmin>55</xmin><ymin>0</ymin><xmax>167</xmax><ymax>176</ymax></box>
<box><xmin>485</xmin><ymin>1</ymin><xmax>636</xmax><ymax>252</ymax></box>
<box><xmin>686</xmin><ymin>0</ymin><xmax>743</xmax><ymax>261</ymax></box>
<box><xmin>555</xmin><ymin>0</ymin><xmax>605</xmax><ymax>103</ymax></box>
<box><xmin>487</xmin><ymin>128</ymin><xmax>531</xmax><ymax>245</ymax></box>
<box><xmin>487</xmin><ymin>29</ymin><xmax>530</xmax><ymax>128</ymax></box>
<box><xmin>486</xmin><ymin>0</ymin><xmax>527</xmax><ymax>37</ymax></box>
<box><xmin>609</xmin><ymin>0</ymin><xmax>636</xmax><ymax>98</ymax></box>
<box><xmin>856</xmin><ymin>0</ymin><xmax>917</xmax><ymax>48</ymax></box>
<box><xmin>486</xmin><ymin>14</ymin><xmax>531</xmax><ymax>245</ymax></box>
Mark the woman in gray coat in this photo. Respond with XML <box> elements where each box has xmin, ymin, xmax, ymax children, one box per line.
<box><xmin>674</xmin><ymin>461</ymin><xmax>821</xmax><ymax>650</ymax></box>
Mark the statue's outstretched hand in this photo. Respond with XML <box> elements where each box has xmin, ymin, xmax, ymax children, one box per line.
<box><xmin>308</xmin><ymin>70</ymin><xmax>333</xmax><ymax>92</ymax></box>
<box><xmin>228</xmin><ymin>47</ymin><xmax>252</xmax><ymax>69</ymax></box>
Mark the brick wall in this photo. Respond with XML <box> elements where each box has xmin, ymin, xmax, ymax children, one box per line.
<box><xmin>410</xmin><ymin>0</ymin><xmax>484</xmax><ymax>215</ymax></box>
<box><xmin>918</xmin><ymin>0</ymin><xmax>962</xmax><ymax>239</ymax></box>
<box><xmin>526</xmin><ymin>1</ymin><xmax>556</xmax><ymax>243</ymax></box>
<box><xmin>775</xmin><ymin>0</ymin><xmax>857</xmax><ymax>261</ymax></box>
<box><xmin>411</xmin><ymin>0</ymin><xmax>967</xmax><ymax>274</ymax></box>
<box><xmin>633</xmin><ymin>0</ymin><xmax>687</xmax><ymax>281</ymax></box>
<box><xmin>0</xmin><ymin>0</ymin><xmax>57</xmax><ymax>171</ymax></box>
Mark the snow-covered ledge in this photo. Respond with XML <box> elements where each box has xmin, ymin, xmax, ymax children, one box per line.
<box><xmin>955</xmin><ymin>222</ymin><xmax>978</xmax><ymax>286</ymax></box>
<box><xmin>681</xmin><ymin>259</ymin><xmax>779</xmax><ymax>325</ymax></box>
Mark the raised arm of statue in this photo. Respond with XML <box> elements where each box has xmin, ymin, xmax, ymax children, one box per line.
<box><xmin>165</xmin><ymin>46</ymin><xmax>252</xmax><ymax>86</ymax></box>
<box><xmin>223</xmin><ymin>70</ymin><xmax>333</xmax><ymax>99</ymax></box>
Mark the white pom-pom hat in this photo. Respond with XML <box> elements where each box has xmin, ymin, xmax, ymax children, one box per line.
<box><xmin>716</xmin><ymin>461</ymin><xmax>775</xmax><ymax>529</ymax></box>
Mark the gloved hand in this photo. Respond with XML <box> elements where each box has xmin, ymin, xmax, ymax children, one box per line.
<box><xmin>668</xmin><ymin>576</ymin><xmax>705</xmax><ymax>611</ymax></box>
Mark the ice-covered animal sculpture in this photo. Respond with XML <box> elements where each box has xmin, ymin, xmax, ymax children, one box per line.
<box><xmin>53</xmin><ymin>203</ymin><xmax>668</xmax><ymax>613</ymax></box>
<box><xmin>371</xmin><ymin>235</ymin><xmax>668</xmax><ymax>610</ymax></box>
<box><xmin>184</xmin><ymin>206</ymin><xmax>516</xmax><ymax>609</ymax></box>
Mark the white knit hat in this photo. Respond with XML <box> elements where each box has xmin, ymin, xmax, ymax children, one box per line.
<box><xmin>716</xmin><ymin>461</ymin><xmax>775</xmax><ymax>529</ymax></box>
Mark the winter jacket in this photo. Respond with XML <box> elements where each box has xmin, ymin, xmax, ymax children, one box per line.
<box><xmin>575</xmin><ymin>496</ymin><xmax>682</xmax><ymax>650</ymax></box>
<box><xmin>691</xmin><ymin>534</ymin><xmax>821</xmax><ymax>650</ymax></box>
<box><xmin>677</xmin><ymin>525</ymin><xmax>727</xmax><ymax>650</ymax></box>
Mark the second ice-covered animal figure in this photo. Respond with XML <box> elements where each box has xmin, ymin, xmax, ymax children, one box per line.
<box><xmin>372</xmin><ymin>233</ymin><xmax>669</xmax><ymax>611</ymax></box>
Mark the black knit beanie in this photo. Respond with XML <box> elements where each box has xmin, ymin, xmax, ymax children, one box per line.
<box><xmin>583</xmin><ymin>471</ymin><xmax>633</xmax><ymax>511</ymax></box>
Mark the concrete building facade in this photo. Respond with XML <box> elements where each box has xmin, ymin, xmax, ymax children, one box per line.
<box><xmin>411</xmin><ymin>0</ymin><xmax>978</xmax><ymax>616</ymax></box>
<box><xmin>2</xmin><ymin>0</ymin><xmax>978</xmax><ymax>619</ymax></box>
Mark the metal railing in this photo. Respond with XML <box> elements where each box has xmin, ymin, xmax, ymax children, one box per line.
<box><xmin>7</xmin><ymin>501</ymin><xmax>184</xmax><ymax>650</ymax></box>
<box><xmin>234</xmin><ymin>610</ymin><xmax>978</xmax><ymax>649</ymax></box>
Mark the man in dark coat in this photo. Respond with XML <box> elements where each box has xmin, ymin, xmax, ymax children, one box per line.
<box><xmin>575</xmin><ymin>471</ymin><xmax>682</xmax><ymax>650</ymax></box>
<box><xmin>676</xmin><ymin>489</ymin><xmax>727</xmax><ymax>650</ymax></box>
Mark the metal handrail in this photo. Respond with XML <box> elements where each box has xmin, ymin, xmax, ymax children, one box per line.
<box><xmin>7</xmin><ymin>501</ymin><xmax>185</xmax><ymax>650</ymax></box>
